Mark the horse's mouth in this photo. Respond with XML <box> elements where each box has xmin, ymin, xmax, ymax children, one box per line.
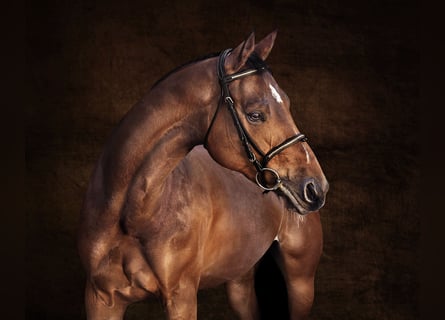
<box><xmin>277</xmin><ymin>182</ymin><xmax>312</xmax><ymax>216</ymax></box>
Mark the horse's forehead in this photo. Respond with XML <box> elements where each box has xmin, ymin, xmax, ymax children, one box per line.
<box><xmin>242</xmin><ymin>74</ymin><xmax>284</xmax><ymax>101</ymax></box>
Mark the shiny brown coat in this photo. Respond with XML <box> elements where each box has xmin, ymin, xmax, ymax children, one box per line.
<box><xmin>78</xmin><ymin>31</ymin><xmax>328</xmax><ymax>319</ymax></box>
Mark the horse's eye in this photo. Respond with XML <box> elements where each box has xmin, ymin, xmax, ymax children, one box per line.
<box><xmin>247</xmin><ymin>111</ymin><xmax>265</xmax><ymax>123</ymax></box>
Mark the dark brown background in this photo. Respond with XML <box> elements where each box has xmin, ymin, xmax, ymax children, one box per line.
<box><xmin>26</xmin><ymin>0</ymin><xmax>419</xmax><ymax>319</ymax></box>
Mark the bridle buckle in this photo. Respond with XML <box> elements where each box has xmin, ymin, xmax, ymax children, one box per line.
<box><xmin>224</xmin><ymin>96</ymin><xmax>234</xmax><ymax>105</ymax></box>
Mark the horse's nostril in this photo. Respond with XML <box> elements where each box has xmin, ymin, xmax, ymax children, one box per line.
<box><xmin>304</xmin><ymin>181</ymin><xmax>318</xmax><ymax>203</ymax></box>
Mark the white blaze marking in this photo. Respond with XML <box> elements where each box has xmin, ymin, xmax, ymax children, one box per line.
<box><xmin>269</xmin><ymin>84</ymin><xmax>283</xmax><ymax>104</ymax></box>
<box><xmin>302</xmin><ymin>144</ymin><xmax>311</xmax><ymax>164</ymax></box>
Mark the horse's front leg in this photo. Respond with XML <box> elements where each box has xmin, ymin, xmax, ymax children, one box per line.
<box><xmin>279</xmin><ymin>255</ymin><xmax>316</xmax><ymax>320</ymax></box>
<box><xmin>163</xmin><ymin>279</ymin><xmax>199</xmax><ymax>320</ymax></box>
<box><xmin>272</xmin><ymin>213</ymin><xmax>323</xmax><ymax>320</ymax></box>
<box><xmin>226</xmin><ymin>268</ymin><xmax>260</xmax><ymax>320</ymax></box>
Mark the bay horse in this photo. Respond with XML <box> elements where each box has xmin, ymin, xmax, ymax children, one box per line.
<box><xmin>78</xmin><ymin>31</ymin><xmax>328</xmax><ymax>319</ymax></box>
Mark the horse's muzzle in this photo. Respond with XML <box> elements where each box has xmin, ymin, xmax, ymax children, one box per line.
<box><xmin>278</xmin><ymin>178</ymin><xmax>328</xmax><ymax>215</ymax></box>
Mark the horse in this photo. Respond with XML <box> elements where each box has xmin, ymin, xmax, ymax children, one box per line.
<box><xmin>78</xmin><ymin>31</ymin><xmax>329</xmax><ymax>319</ymax></box>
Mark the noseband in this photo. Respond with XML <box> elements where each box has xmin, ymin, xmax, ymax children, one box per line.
<box><xmin>206</xmin><ymin>49</ymin><xmax>307</xmax><ymax>191</ymax></box>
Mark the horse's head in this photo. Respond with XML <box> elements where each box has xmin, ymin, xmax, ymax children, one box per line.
<box><xmin>205</xmin><ymin>31</ymin><xmax>328</xmax><ymax>215</ymax></box>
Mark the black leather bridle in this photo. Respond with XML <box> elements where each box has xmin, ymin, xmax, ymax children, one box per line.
<box><xmin>205</xmin><ymin>49</ymin><xmax>308</xmax><ymax>191</ymax></box>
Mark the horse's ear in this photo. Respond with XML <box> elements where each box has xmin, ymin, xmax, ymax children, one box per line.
<box><xmin>254</xmin><ymin>30</ymin><xmax>277</xmax><ymax>61</ymax></box>
<box><xmin>225</xmin><ymin>32</ymin><xmax>256</xmax><ymax>73</ymax></box>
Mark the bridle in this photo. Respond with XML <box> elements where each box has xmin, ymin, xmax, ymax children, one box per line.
<box><xmin>205</xmin><ymin>49</ymin><xmax>308</xmax><ymax>191</ymax></box>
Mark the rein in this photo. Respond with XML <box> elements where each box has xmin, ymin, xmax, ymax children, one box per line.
<box><xmin>206</xmin><ymin>49</ymin><xmax>308</xmax><ymax>191</ymax></box>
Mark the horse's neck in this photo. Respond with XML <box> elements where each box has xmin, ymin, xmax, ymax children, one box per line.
<box><xmin>85</xmin><ymin>58</ymin><xmax>218</xmax><ymax>223</ymax></box>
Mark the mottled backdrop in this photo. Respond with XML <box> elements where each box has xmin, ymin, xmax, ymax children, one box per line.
<box><xmin>26</xmin><ymin>0</ymin><xmax>419</xmax><ymax>319</ymax></box>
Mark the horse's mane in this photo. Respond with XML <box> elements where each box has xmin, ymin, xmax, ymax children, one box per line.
<box><xmin>151</xmin><ymin>51</ymin><xmax>270</xmax><ymax>89</ymax></box>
